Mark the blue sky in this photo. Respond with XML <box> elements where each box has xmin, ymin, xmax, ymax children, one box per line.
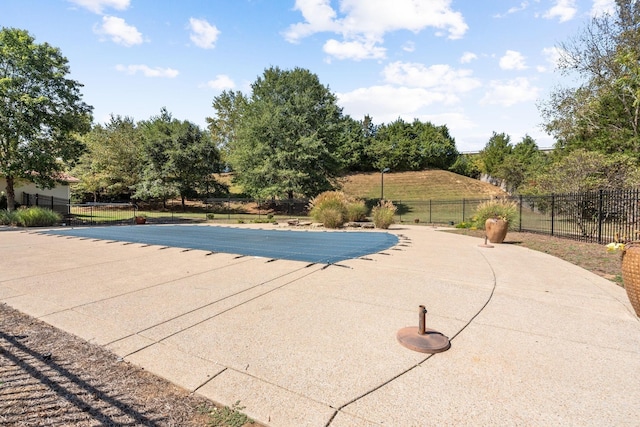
<box><xmin>2</xmin><ymin>0</ymin><xmax>616</xmax><ymax>151</ymax></box>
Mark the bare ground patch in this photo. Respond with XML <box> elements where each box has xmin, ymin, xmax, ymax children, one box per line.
<box><xmin>0</xmin><ymin>303</ymin><xmax>259</xmax><ymax>426</ymax></box>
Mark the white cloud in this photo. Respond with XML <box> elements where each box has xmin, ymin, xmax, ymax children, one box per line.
<box><xmin>205</xmin><ymin>74</ymin><xmax>235</xmax><ymax>90</ymax></box>
<box><xmin>284</xmin><ymin>0</ymin><xmax>468</xmax><ymax>61</ymax></box>
<box><xmin>337</xmin><ymin>85</ymin><xmax>457</xmax><ymax>123</ymax></box>
<box><xmin>543</xmin><ymin>0</ymin><xmax>577</xmax><ymax>22</ymax></box>
<box><xmin>382</xmin><ymin>61</ymin><xmax>481</xmax><ymax>93</ymax></box>
<box><xmin>499</xmin><ymin>50</ymin><xmax>527</xmax><ymax>70</ymax></box>
<box><xmin>115</xmin><ymin>64</ymin><xmax>179</xmax><ymax>78</ymax></box>
<box><xmin>494</xmin><ymin>2</ymin><xmax>529</xmax><ymax>18</ymax></box>
<box><xmin>402</xmin><ymin>41</ymin><xmax>415</xmax><ymax>52</ymax></box>
<box><xmin>94</xmin><ymin>15</ymin><xmax>143</xmax><ymax>46</ymax></box>
<box><xmin>479</xmin><ymin>77</ymin><xmax>539</xmax><ymax>106</ymax></box>
<box><xmin>460</xmin><ymin>52</ymin><xmax>477</xmax><ymax>64</ymax></box>
<box><xmin>68</xmin><ymin>0</ymin><xmax>129</xmax><ymax>14</ymax></box>
<box><xmin>323</xmin><ymin>38</ymin><xmax>386</xmax><ymax>60</ymax></box>
<box><xmin>188</xmin><ymin>18</ymin><xmax>220</xmax><ymax>49</ymax></box>
<box><xmin>590</xmin><ymin>0</ymin><xmax>616</xmax><ymax>17</ymax></box>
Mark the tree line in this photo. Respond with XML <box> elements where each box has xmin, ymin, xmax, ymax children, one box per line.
<box><xmin>2</xmin><ymin>1</ymin><xmax>640</xmax><ymax>211</ymax></box>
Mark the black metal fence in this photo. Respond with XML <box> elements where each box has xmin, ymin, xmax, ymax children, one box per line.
<box><xmin>23</xmin><ymin>189</ymin><xmax>640</xmax><ymax>244</ymax></box>
<box><xmin>22</xmin><ymin>193</ymin><xmax>70</xmax><ymax>215</ymax></box>
<box><xmin>394</xmin><ymin>188</ymin><xmax>640</xmax><ymax>244</ymax></box>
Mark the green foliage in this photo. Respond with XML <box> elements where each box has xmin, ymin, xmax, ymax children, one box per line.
<box><xmin>370</xmin><ymin>118</ymin><xmax>459</xmax><ymax>171</ymax></box>
<box><xmin>0</xmin><ymin>28</ymin><xmax>93</xmax><ymax>210</ymax></box>
<box><xmin>207</xmin><ymin>90</ymin><xmax>248</xmax><ymax>171</ymax></box>
<box><xmin>479</xmin><ymin>132</ymin><xmax>511</xmax><ymax>176</ymax></box>
<box><xmin>200</xmin><ymin>401</ymin><xmax>252</xmax><ymax>427</ymax></box>
<box><xmin>455</xmin><ymin>221</ymin><xmax>474</xmax><ymax>229</ymax></box>
<box><xmin>346</xmin><ymin>199</ymin><xmax>368</xmax><ymax>222</ymax></box>
<box><xmin>521</xmin><ymin>149</ymin><xmax>640</xmax><ymax>194</ymax></box>
<box><xmin>338</xmin><ymin>114</ymin><xmax>377</xmax><ymax>172</ymax></box>
<box><xmin>309</xmin><ymin>191</ymin><xmax>348</xmax><ymax>228</ymax></box>
<box><xmin>12</xmin><ymin>207</ymin><xmax>61</xmax><ymax>227</ymax></box>
<box><xmin>73</xmin><ymin>115</ymin><xmax>143</xmax><ymax>202</ymax></box>
<box><xmin>473</xmin><ymin>199</ymin><xmax>519</xmax><ymax>229</ymax></box>
<box><xmin>136</xmin><ymin>108</ymin><xmax>226</xmax><ymax>209</ymax></box>
<box><xmin>541</xmin><ymin>2</ymin><xmax>640</xmax><ymax>156</ymax></box>
<box><xmin>228</xmin><ymin>66</ymin><xmax>344</xmax><ymax>199</ymax></box>
<box><xmin>0</xmin><ymin>209</ymin><xmax>18</xmax><ymax>225</ymax></box>
<box><xmin>449</xmin><ymin>154</ymin><xmax>481</xmax><ymax>178</ymax></box>
<box><xmin>371</xmin><ymin>200</ymin><xmax>397</xmax><ymax>229</ymax></box>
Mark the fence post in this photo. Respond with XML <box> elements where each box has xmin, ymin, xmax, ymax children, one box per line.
<box><xmin>551</xmin><ymin>194</ymin><xmax>555</xmax><ymax>236</ymax></box>
<box><xmin>597</xmin><ymin>189</ymin><xmax>604</xmax><ymax>244</ymax></box>
<box><xmin>429</xmin><ymin>199</ymin><xmax>432</xmax><ymax>223</ymax></box>
<box><xmin>519</xmin><ymin>194</ymin><xmax>523</xmax><ymax>232</ymax></box>
<box><xmin>462</xmin><ymin>198</ymin><xmax>465</xmax><ymax>223</ymax></box>
<box><xmin>35</xmin><ymin>193</ymin><xmax>39</xmax><ymax>207</ymax></box>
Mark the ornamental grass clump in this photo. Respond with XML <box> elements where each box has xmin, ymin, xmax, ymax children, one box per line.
<box><xmin>0</xmin><ymin>209</ymin><xmax>18</xmax><ymax>226</ymax></box>
<box><xmin>371</xmin><ymin>199</ymin><xmax>396</xmax><ymax>229</ymax></box>
<box><xmin>14</xmin><ymin>207</ymin><xmax>61</xmax><ymax>227</ymax></box>
<box><xmin>345</xmin><ymin>199</ymin><xmax>368</xmax><ymax>222</ymax></box>
<box><xmin>309</xmin><ymin>191</ymin><xmax>348</xmax><ymax>228</ymax></box>
<box><xmin>473</xmin><ymin>198</ymin><xmax>519</xmax><ymax>230</ymax></box>
<box><xmin>309</xmin><ymin>191</ymin><xmax>368</xmax><ymax>228</ymax></box>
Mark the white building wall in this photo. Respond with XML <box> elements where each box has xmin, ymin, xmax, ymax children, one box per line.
<box><xmin>0</xmin><ymin>177</ymin><xmax>71</xmax><ymax>201</ymax></box>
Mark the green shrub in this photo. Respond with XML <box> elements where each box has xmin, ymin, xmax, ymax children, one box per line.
<box><xmin>0</xmin><ymin>209</ymin><xmax>18</xmax><ymax>225</ymax></box>
<box><xmin>345</xmin><ymin>199</ymin><xmax>368</xmax><ymax>222</ymax></box>
<box><xmin>14</xmin><ymin>207</ymin><xmax>61</xmax><ymax>227</ymax></box>
<box><xmin>455</xmin><ymin>221</ymin><xmax>473</xmax><ymax>229</ymax></box>
<box><xmin>371</xmin><ymin>200</ymin><xmax>396</xmax><ymax>229</ymax></box>
<box><xmin>309</xmin><ymin>191</ymin><xmax>348</xmax><ymax>228</ymax></box>
<box><xmin>473</xmin><ymin>199</ymin><xmax>519</xmax><ymax>230</ymax></box>
<box><xmin>310</xmin><ymin>191</ymin><xmax>368</xmax><ymax>228</ymax></box>
<box><xmin>206</xmin><ymin>213</ymin><xmax>215</xmax><ymax>220</ymax></box>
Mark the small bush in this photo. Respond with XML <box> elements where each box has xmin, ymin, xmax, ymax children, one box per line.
<box><xmin>0</xmin><ymin>209</ymin><xmax>18</xmax><ymax>225</ymax></box>
<box><xmin>309</xmin><ymin>191</ymin><xmax>348</xmax><ymax>228</ymax></box>
<box><xmin>473</xmin><ymin>199</ymin><xmax>519</xmax><ymax>230</ymax></box>
<box><xmin>455</xmin><ymin>221</ymin><xmax>473</xmax><ymax>229</ymax></box>
<box><xmin>346</xmin><ymin>199</ymin><xmax>368</xmax><ymax>222</ymax></box>
<box><xmin>310</xmin><ymin>191</ymin><xmax>368</xmax><ymax>228</ymax></box>
<box><xmin>14</xmin><ymin>207</ymin><xmax>61</xmax><ymax>227</ymax></box>
<box><xmin>206</xmin><ymin>213</ymin><xmax>215</xmax><ymax>220</ymax></box>
<box><xmin>371</xmin><ymin>200</ymin><xmax>396</xmax><ymax>229</ymax></box>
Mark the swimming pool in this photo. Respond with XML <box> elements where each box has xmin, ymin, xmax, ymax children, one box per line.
<box><xmin>43</xmin><ymin>225</ymin><xmax>399</xmax><ymax>264</ymax></box>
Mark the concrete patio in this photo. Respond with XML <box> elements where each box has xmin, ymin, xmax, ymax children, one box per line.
<box><xmin>1</xmin><ymin>224</ymin><xmax>638</xmax><ymax>426</ymax></box>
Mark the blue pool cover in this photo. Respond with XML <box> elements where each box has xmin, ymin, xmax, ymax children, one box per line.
<box><xmin>43</xmin><ymin>225</ymin><xmax>399</xmax><ymax>264</ymax></box>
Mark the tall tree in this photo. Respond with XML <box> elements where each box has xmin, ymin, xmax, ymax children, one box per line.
<box><xmin>0</xmin><ymin>28</ymin><xmax>92</xmax><ymax>210</ymax></box>
<box><xmin>228</xmin><ymin>67</ymin><xmax>343</xmax><ymax>199</ymax></box>
<box><xmin>337</xmin><ymin>115</ymin><xmax>377</xmax><ymax>172</ymax></box>
<box><xmin>73</xmin><ymin>115</ymin><xmax>143</xmax><ymax>202</ymax></box>
<box><xmin>206</xmin><ymin>90</ymin><xmax>247</xmax><ymax>171</ymax></box>
<box><xmin>478</xmin><ymin>132</ymin><xmax>512</xmax><ymax>176</ymax></box>
<box><xmin>370</xmin><ymin>118</ymin><xmax>458</xmax><ymax>171</ymax></box>
<box><xmin>541</xmin><ymin>0</ymin><xmax>640</xmax><ymax>156</ymax></box>
<box><xmin>136</xmin><ymin>109</ymin><xmax>223</xmax><ymax>209</ymax></box>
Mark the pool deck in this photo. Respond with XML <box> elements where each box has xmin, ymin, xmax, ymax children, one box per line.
<box><xmin>1</xmin><ymin>223</ymin><xmax>639</xmax><ymax>426</ymax></box>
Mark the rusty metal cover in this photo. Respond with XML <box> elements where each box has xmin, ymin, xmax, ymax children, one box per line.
<box><xmin>397</xmin><ymin>327</ymin><xmax>451</xmax><ymax>353</ymax></box>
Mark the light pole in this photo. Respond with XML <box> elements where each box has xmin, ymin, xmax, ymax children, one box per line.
<box><xmin>381</xmin><ymin>167</ymin><xmax>390</xmax><ymax>201</ymax></box>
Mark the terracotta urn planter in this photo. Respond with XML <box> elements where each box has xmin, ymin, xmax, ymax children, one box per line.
<box><xmin>485</xmin><ymin>218</ymin><xmax>508</xmax><ymax>243</ymax></box>
<box><xmin>621</xmin><ymin>244</ymin><xmax>640</xmax><ymax>317</ymax></box>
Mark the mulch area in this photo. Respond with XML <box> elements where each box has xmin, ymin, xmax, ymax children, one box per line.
<box><xmin>0</xmin><ymin>303</ymin><xmax>228</xmax><ymax>426</ymax></box>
